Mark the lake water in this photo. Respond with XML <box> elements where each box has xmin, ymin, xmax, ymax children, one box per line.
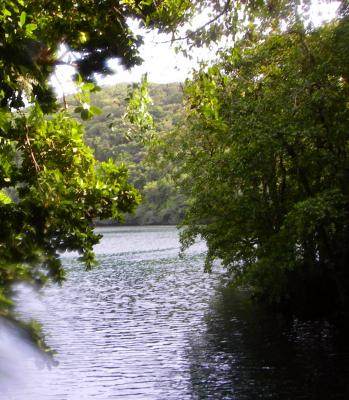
<box><xmin>1</xmin><ymin>226</ymin><xmax>349</xmax><ymax>399</ymax></box>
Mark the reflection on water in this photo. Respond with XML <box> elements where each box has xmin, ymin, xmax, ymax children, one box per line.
<box><xmin>2</xmin><ymin>226</ymin><xmax>349</xmax><ymax>399</ymax></box>
<box><xmin>188</xmin><ymin>287</ymin><xmax>349</xmax><ymax>399</ymax></box>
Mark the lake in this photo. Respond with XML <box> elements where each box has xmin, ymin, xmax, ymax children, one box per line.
<box><xmin>1</xmin><ymin>226</ymin><xmax>349</xmax><ymax>399</ymax></box>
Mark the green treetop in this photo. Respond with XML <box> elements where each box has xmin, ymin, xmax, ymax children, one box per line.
<box><xmin>165</xmin><ymin>14</ymin><xmax>349</xmax><ymax>320</ymax></box>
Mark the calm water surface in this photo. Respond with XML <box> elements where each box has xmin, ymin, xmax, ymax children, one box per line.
<box><xmin>2</xmin><ymin>226</ymin><xmax>349</xmax><ymax>399</ymax></box>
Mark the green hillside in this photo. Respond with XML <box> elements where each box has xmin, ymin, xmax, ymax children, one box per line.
<box><xmin>73</xmin><ymin>83</ymin><xmax>186</xmax><ymax>225</ymax></box>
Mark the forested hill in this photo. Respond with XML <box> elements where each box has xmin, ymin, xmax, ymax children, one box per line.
<box><xmin>74</xmin><ymin>83</ymin><xmax>186</xmax><ymax>225</ymax></box>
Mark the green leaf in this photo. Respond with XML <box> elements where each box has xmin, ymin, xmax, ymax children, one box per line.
<box><xmin>0</xmin><ymin>190</ymin><xmax>12</xmax><ymax>204</ymax></box>
<box><xmin>2</xmin><ymin>8</ymin><xmax>12</xmax><ymax>17</ymax></box>
<box><xmin>90</xmin><ymin>106</ymin><xmax>103</xmax><ymax>116</ymax></box>
<box><xmin>82</xmin><ymin>83</ymin><xmax>95</xmax><ymax>92</ymax></box>
<box><xmin>19</xmin><ymin>11</ymin><xmax>26</xmax><ymax>28</ymax></box>
<box><xmin>26</xmin><ymin>23</ymin><xmax>37</xmax><ymax>34</ymax></box>
<box><xmin>74</xmin><ymin>106</ymin><xmax>83</xmax><ymax>113</ymax></box>
<box><xmin>81</xmin><ymin>109</ymin><xmax>90</xmax><ymax>120</ymax></box>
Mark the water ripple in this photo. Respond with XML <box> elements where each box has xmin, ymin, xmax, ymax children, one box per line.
<box><xmin>9</xmin><ymin>227</ymin><xmax>220</xmax><ymax>400</ymax></box>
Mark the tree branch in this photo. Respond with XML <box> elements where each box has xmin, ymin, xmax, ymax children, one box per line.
<box><xmin>24</xmin><ymin>125</ymin><xmax>40</xmax><ymax>172</ymax></box>
<box><xmin>155</xmin><ymin>0</ymin><xmax>232</xmax><ymax>44</ymax></box>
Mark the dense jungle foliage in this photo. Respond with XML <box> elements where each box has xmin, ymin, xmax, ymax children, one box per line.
<box><xmin>164</xmin><ymin>16</ymin><xmax>349</xmax><ymax>320</ymax></box>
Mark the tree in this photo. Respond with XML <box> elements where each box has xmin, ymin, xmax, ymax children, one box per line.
<box><xmin>0</xmin><ymin>0</ymin><xmax>191</xmax><ymax>352</ymax></box>
<box><xmin>165</xmin><ymin>16</ymin><xmax>349</xmax><ymax>319</ymax></box>
<box><xmin>0</xmin><ymin>0</ymin><xmax>344</xmax><ymax>350</ymax></box>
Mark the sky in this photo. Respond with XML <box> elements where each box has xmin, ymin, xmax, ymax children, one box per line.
<box><xmin>50</xmin><ymin>1</ymin><xmax>340</xmax><ymax>97</ymax></box>
<box><xmin>50</xmin><ymin>22</ymin><xmax>208</xmax><ymax>96</ymax></box>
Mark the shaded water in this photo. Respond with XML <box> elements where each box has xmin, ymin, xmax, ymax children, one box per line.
<box><xmin>2</xmin><ymin>226</ymin><xmax>349</xmax><ymax>399</ymax></box>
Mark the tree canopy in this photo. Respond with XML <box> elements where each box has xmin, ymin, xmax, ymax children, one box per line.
<box><xmin>162</xmin><ymin>11</ymin><xmax>349</xmax><ymax>319</ymax></box>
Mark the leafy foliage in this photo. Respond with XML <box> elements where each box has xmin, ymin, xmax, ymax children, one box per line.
<box><xmin>0</xmin><ymin>0</ymin><xmax>193</xmax><ymax>111</ymax></box>
<box><xmin>123</xmin><ymin>74</ymin><xmax>155</xmax><ymax>142</ymax></box>
<box><xmin>0</xmin><ymin>0</ymin><xmax>189</xmax><ymax>352</ymax></box>
<box><xmin>165</xmin><ymin>17</ymin><xmax>349</xmax><ymax>319</ymax></box>
<box><xmin>0</xmin><ymin>104</ymin><xmax>141</xmax><ymax>349</ymax></box>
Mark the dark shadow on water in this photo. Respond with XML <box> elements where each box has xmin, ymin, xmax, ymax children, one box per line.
<box><xmin>187</xmin><ymin>285</ymin><xmax>349</xmax><ymax>400</ymax></box>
